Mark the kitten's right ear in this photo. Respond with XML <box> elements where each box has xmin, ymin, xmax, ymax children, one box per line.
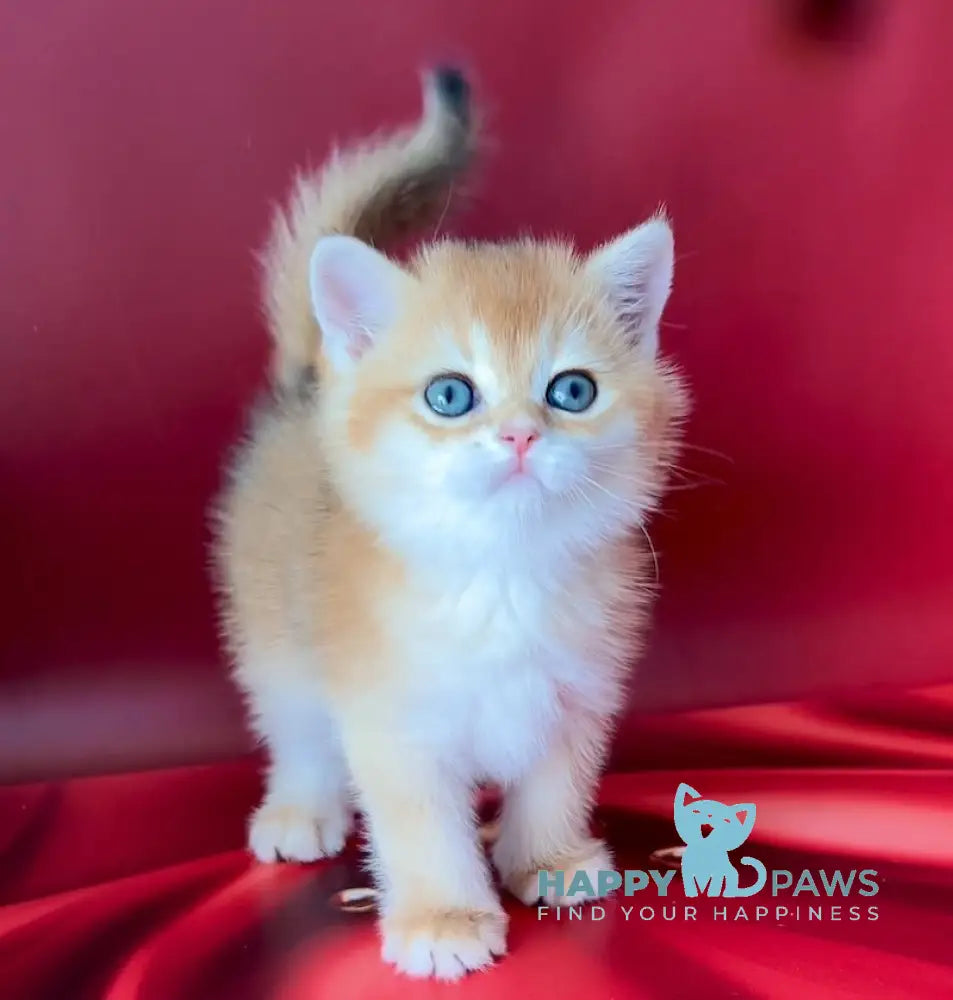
<box><xmin>309</xmin><ymin>235</ymin><xmax>409</xmax><ymax>370</ymax></box>
<box><xmin>675</xmin><ymin>782</ymin><xmax>701</xmax><ymax>807</ymax></box>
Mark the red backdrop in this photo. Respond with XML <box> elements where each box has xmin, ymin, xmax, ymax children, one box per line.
<box><xmin>3</xmin><ymin>0</ymin><xmax>953</xmax><ymax>782</ymax></box>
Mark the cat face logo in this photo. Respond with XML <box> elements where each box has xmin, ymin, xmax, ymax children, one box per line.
<box><xmin>674</xmin><ymin>783</ymin><xmax>767</xmax><ymax>898</ymax></box>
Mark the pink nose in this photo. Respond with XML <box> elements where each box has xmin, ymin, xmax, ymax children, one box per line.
<box><xmin>499</xmin><ymin>427</ymin><xmax>540</xmax><ymax>458</ymax></box>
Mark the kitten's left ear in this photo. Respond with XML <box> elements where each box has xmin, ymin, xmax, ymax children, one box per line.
<box><xmin>585</xmin><ymin>214</ymin><xmax>674</xmax><ymax>360</ymax></box>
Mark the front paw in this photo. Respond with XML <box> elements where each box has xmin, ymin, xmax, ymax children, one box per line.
<box><xmin>499</xmin><ymin>839</ymin><xmax>614</xmax><ymax>906</ymax></box>
<box><xmin>381</xmin><ymin>906</ymin><xmax>508</xmax><ymax>981</ymax></box>
<box><xmin>248</xmin><ymin>800</ymin><xmax>351</xmax><ymax>863</ymax></box>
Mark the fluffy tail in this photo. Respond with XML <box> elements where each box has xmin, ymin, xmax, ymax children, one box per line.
<box><xmin>260</xmin><ymin>67</ymin><xmax>476</xmax><ymax>393</ymax></box>
<box><xmin>735</xmin><ymin>857</ymin><xmax>768</xmax><ymax>897</ymax></box>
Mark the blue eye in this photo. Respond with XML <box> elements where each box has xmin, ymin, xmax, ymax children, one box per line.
<box><xmin>546</xmin><ymin>370</ymin><xmax>597</xmax><ymax>412</ymax></box>
<box><xmin>424</xmin><ymin>374</ymin><xmax>475</xmax><ymax>417</ymax></box>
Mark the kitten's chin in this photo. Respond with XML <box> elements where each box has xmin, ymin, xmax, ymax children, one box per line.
<box><xmin>490</xmin><ymin>463</ymin><xmax>552</xmax><ymax>502</ymax></box>
<box><xmin>471</xmin><ymin>460</ymin><xmax>540</xmax><ymax>497</ymax></box>
<box><xmin>498</xmin><ymin>471</ymin><xmax>544</xmax><ymax>501</ymax></box>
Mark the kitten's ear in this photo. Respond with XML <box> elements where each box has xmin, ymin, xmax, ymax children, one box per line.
<box><xmin>731</xmin><ymin>803</ymin><xmax>756</xmax><ymax>834</ymax></box>
<box><xmin>676</xmin><ymin>782</ymin><xmax>702</xmax><ymax>808</ymax></box>
<box><xmin>309</xmin><ymin>235</ymin><xmax>409</xmax><ymax>370</ymax></box>
<box><xmin>585</xmin><ymin>214</ymin><xmax>675</xmax><ymax>360</ymax></box>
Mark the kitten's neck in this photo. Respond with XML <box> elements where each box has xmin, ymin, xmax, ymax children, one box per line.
<box><xmin>370</xmin><ymin>492</ymin><xmax>633</xmax><ymax>583</ymax></box>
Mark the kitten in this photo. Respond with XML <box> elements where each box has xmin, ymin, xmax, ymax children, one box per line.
<box><xmin>214</xmin><ymin>67</ymin><xmax>688</xmax><ymax>980</ymax></box>
<box><xmin>674</xmin><ymin>783</ymin><xmax>767</xmax><ymax>897</ymax></box>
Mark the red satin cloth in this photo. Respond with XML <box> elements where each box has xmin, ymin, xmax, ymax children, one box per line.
<box><xmin>3</xmin><ymin>685</ymin><xmax>951</xmax><ymax>999</ymax></box>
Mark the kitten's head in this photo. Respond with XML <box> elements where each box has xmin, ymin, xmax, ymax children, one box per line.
<box><xmin>674</xmin><ymin>783</ymin><xmax>756</xmax><ymax>851</ymax></box>
<box><xmin>309</xmin><ymin>218</ymin><xmax>687</xmax><ymax>563</ymax></box>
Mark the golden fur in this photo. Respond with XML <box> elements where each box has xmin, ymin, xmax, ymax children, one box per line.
<box><xmin>213</xmin><ymin>68</ymin><xmax>687</xmax><ymax>980</ymax></box>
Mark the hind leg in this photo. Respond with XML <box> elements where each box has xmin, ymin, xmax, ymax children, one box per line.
<box><xmin>243</xmin><ymin>668</ymin><xmax>353</xmax><ymax>863</ymax></box>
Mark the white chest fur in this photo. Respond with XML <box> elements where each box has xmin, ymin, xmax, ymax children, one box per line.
<box><xmin>386</xmin><ymin>563</ymin><xmax>616</xmax><ymax>785</ymax></box>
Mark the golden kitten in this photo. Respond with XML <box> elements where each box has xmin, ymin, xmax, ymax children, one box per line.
<box><xmin>214</xmin><ymin>68</ymin><xmax>687</xmax><ymax>980</ymax></box>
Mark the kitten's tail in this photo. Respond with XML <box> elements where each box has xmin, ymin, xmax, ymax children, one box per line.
<box><xmin>260</xmin><ymin>67</ymin><xmax>477</xmax><ymax>394</ymax></box>
<box><xmin>735</xmin><ymin>857</ymin><xmax>768</xmax><ymax>897</ymax></box>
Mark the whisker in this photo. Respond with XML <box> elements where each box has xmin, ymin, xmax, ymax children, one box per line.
<box><xmin>581</xmin><ymin>475</ymin><xmax>648</xmax><ymax>518</ymax></box>
<box><xmin>664</xmin><ymin>460</ymin><xmax>713</xmax><ymax>476</ymax></box>
<box><xmin>679</xmin><ymin>442</ymin><xmax>734</xmax><ymax>464</ymax></box>
<box><xmin>570</xmin><ymin>484</ymin><xmax>598</xmax><ymax>512</ymax></box>
<box><xmin>663</xmin><ymin>466</ymin><xmax>727</xmax><ymax>489</ymax></box>
<box><xmin>586</xmin><ymin>464</ymin><xmax>647</xmax><ymax>482</ymax></box>
<box><xmin>664</xmin><ymin>481</ymin><xmax>721</xmax><ymax>493</ymax></box>
<box><xmin>637</xmin><ymin>521</ymin><xmax>660</xmax><ymax>586</ymax></box>
<box><xmin>586</xmin><ymin>460</ymin><xmax>724</xmax><ymax>492</ymax></box>
<box><xmin>581</xmin><ymin>477</ymin><xmax>660</xmax><ymax>583</ymax></box>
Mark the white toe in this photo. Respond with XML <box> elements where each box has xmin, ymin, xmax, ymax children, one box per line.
<box><xmin>381</xmin><ymin>909</ymin><xmax>507</xmax><ymax>981</ymax></box>
<box><xmin>248</xmin><ymin>802</ymin><xmax>350</xmax><ymax>862</ymax></box>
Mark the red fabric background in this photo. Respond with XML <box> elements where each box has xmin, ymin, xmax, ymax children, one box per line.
<box><xmin>2</xmin><ymin>0</ymin><xmax>953</xmax><ymax>995</ymax></box>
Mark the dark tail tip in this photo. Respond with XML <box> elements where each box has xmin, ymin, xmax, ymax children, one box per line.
<box><xmin>431</xmin><ymin>66</ymin><xmax>471</xmax><ymax>125</ymax></box>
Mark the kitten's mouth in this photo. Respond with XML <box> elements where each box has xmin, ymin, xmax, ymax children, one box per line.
<box><xmin>700</xmin><ymin>823</ymin><xmax>714</xmax><ymax>839</ymax></box>
<box><xmin>496</xmin><ymin>464</ymin><xmax>540</xmax><ymax>490</ymax></box>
